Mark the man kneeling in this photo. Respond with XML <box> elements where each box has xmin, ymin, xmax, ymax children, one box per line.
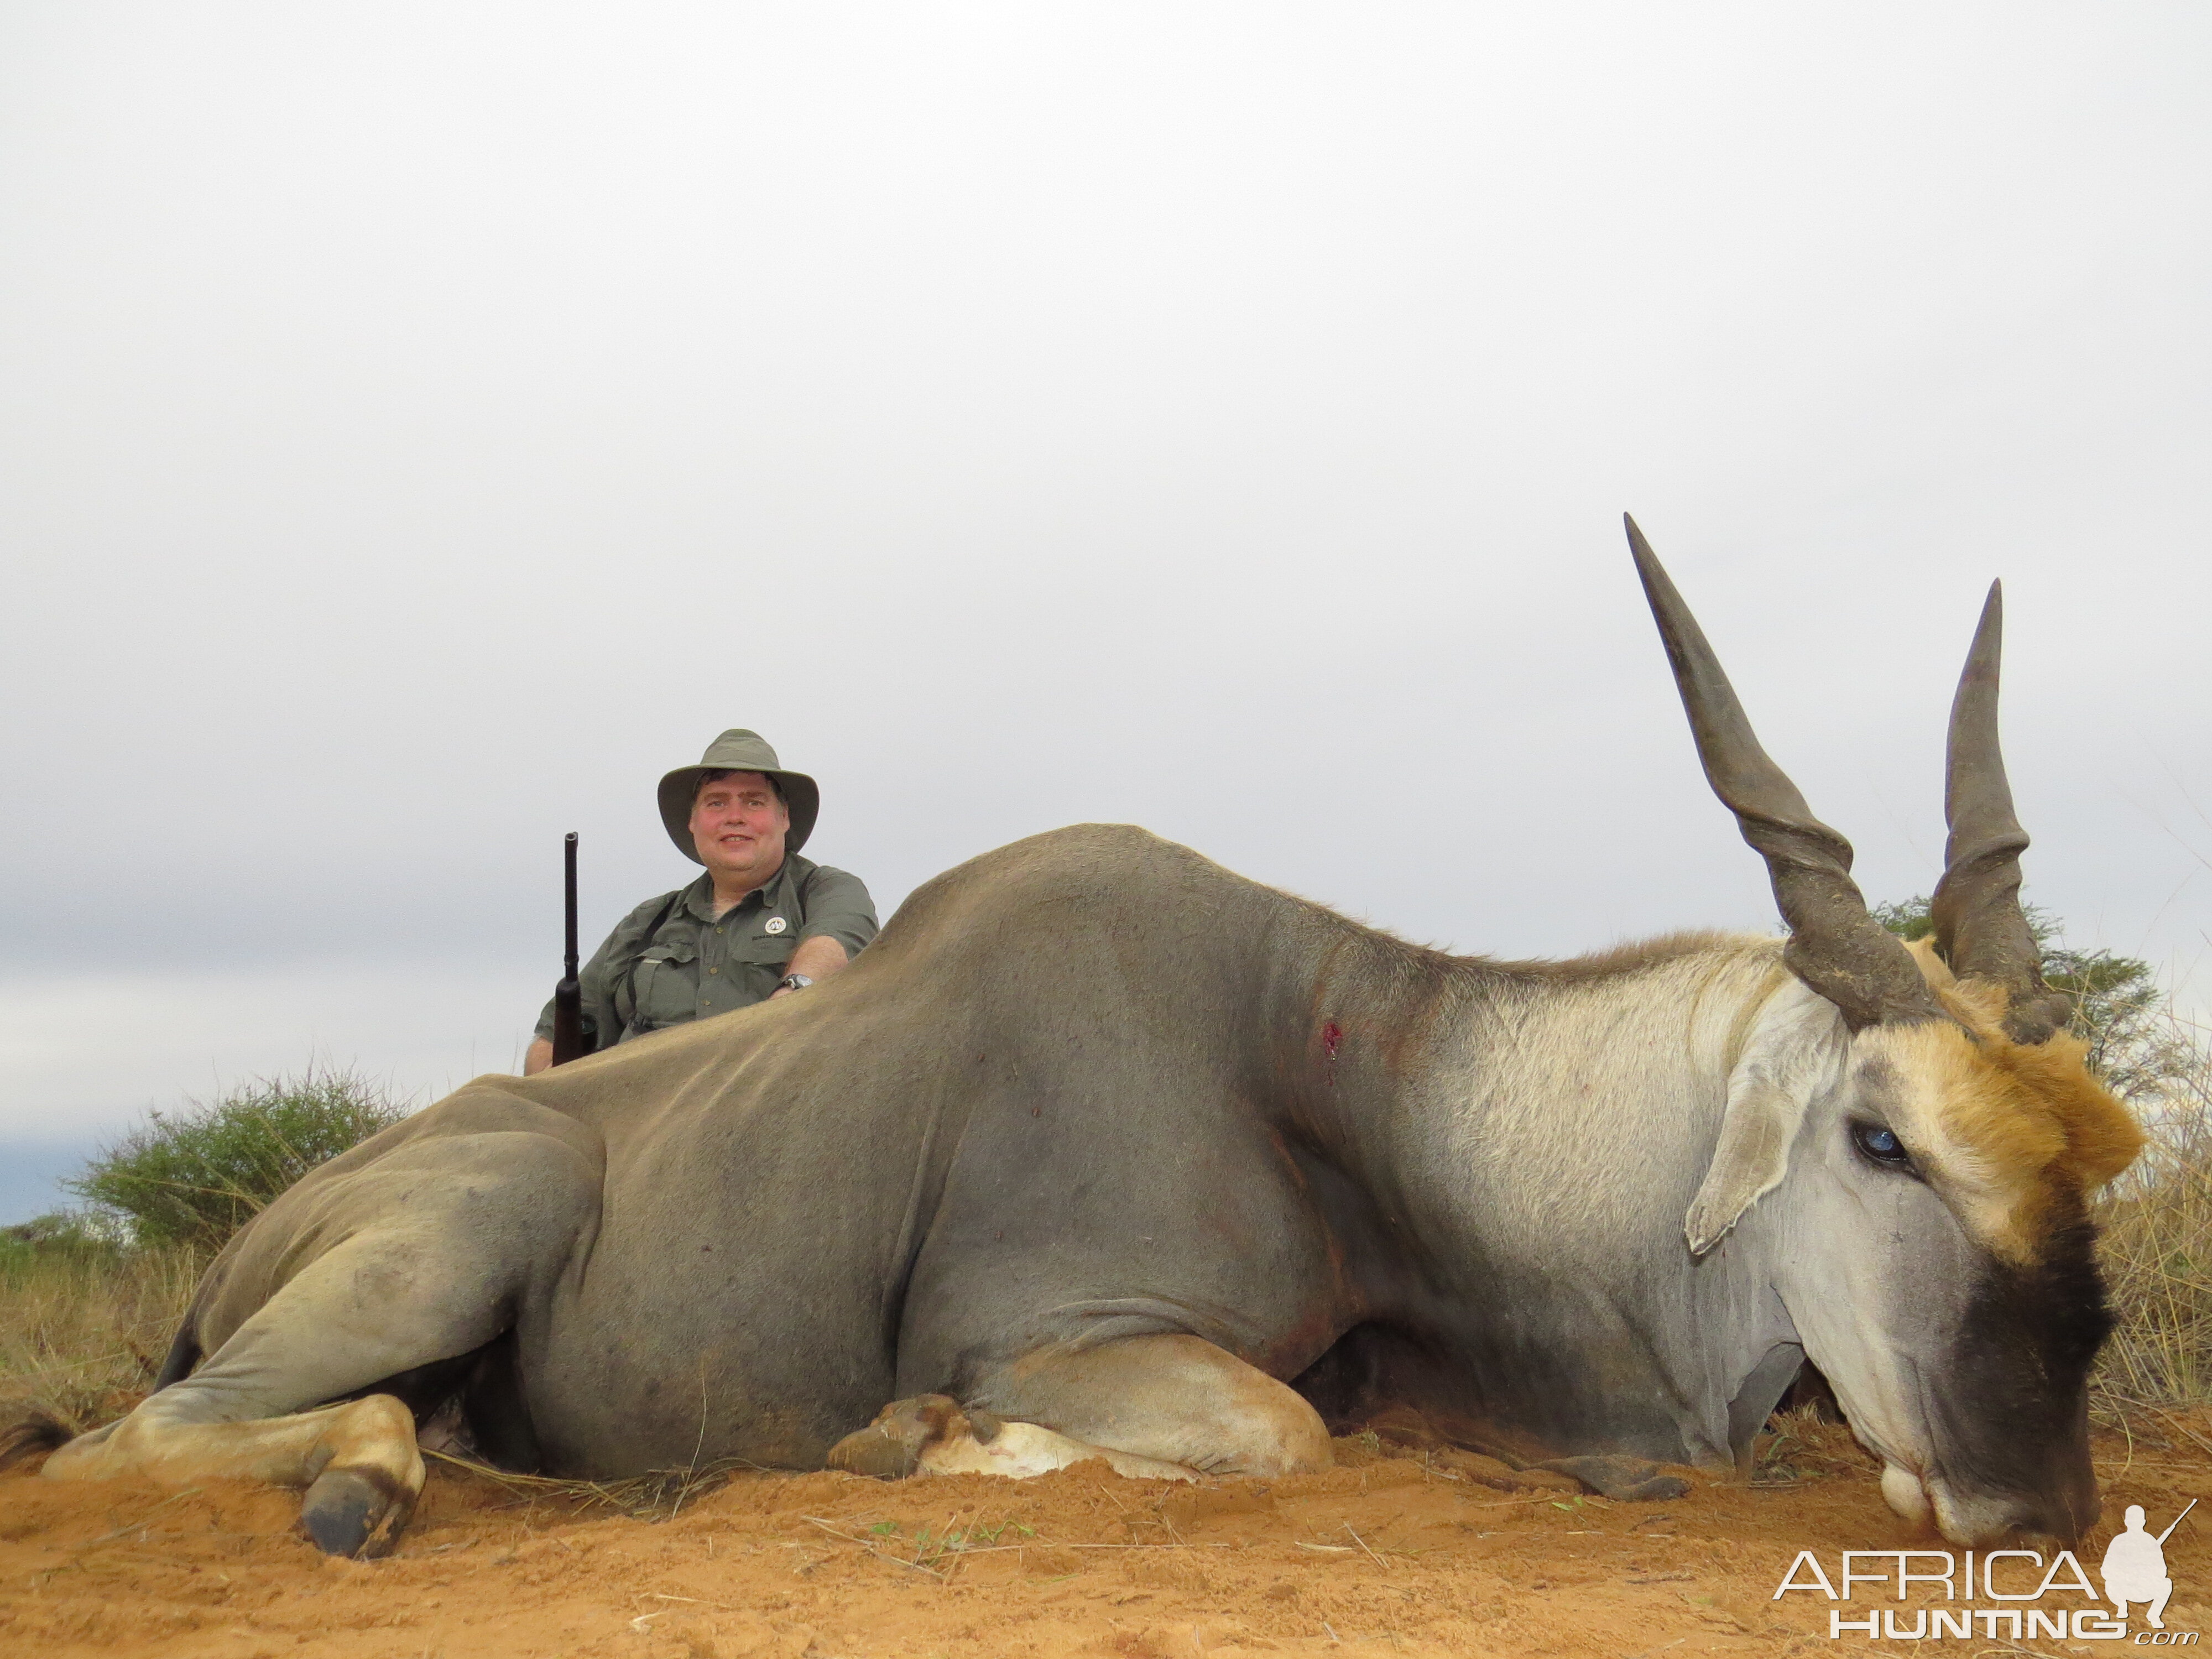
<box><xmin>525</xmin><ymin>728</ymin><xmax>877</xmax><ymax>1071</ymax></box>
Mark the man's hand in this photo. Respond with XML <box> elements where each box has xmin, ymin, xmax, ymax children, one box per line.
<box><xmin>523</xmin><ymin>1037</ymin><xmax>554</xmax><ymax>1076</ymax></box>
<box><xmin>770</xmin><ymin>935</ymin><xmax>849</xmax><ymax>997</ymax></box>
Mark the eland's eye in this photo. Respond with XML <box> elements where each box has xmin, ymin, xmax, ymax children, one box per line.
<box><xmin>1851</xmin><ymin>1122</ymin><xmax>1912</xmax><ymax>1167</ymax></box>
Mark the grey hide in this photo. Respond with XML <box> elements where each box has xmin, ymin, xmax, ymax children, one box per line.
<box><xmin>174</xmin><ymin>828</ymin><xmax>1830</xmax><ymax>1482</ymax></box>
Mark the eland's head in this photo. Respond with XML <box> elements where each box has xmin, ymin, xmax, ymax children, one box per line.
<box><xmin>1629</xmin><ymin>516</ymin><xmax>2143</xmax><ymax>1544</ymax></box>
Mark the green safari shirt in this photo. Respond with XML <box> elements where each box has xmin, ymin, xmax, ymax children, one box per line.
<box><xmin>534</xmin><ymin>854</ymin><xmax>877</xmax><ymax>1052</ymax></box>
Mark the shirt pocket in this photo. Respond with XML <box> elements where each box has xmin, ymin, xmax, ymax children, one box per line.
<box><xmin>629</xmin><ymin>938</ymin><xmax>700</xmax><ymax>1031</ymax></box>
<box><xmin>727</xmin><ymin>927</ymin><xmax>797</xmax><ymax>1001</ymax></box>
<box><xmin>733</xmin><ymin>928</ymin><xmax>799</xmax><ymax>969</ymax></box>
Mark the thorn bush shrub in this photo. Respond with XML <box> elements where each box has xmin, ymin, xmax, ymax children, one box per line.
<box><xmin>66</xmin><ymin>1068</ymin><xmax>409</xmax><ymax>1251</ymax></box>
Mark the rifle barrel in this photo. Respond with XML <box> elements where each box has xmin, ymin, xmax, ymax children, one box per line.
<box><xmin>551</xmin><ymin>832</ymin><xmax>587</xmax><ymax>1066</ymax></box>
<box><xmin>2157</xmin><ymin>1497</ymin><xmax>2197</xmax><ymax>1544</ymax></box>
<box><xmin>563</xmin><ymin>831</ymin><xmax>579</xmax><ymax>978</ymax></box>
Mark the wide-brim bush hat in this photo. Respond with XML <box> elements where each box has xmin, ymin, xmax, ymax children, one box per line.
<box><xmin>658</xmin><ymin>729</ymin><xmax>820</xmax><ymax>862</ymax></box>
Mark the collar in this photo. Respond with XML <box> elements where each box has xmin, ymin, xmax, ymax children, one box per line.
<box><xmin>683</xmin><ymin>855</ymin><xmax>805</xmax><ymax>923</ymax></box>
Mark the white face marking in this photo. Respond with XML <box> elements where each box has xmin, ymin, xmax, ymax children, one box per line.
<box><xmin>1766</xmin><ymin>1032</ymin><xmax>1997</xmax><ymax>1523</ymax></box>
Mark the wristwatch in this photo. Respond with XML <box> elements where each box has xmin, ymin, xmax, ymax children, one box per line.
<box><xmin>777</xmin><ymin>973</ymin><xmax>814</xmax><ymax>993</ymax></box>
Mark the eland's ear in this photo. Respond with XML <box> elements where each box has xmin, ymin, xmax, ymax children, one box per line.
<box><xmin>1686</xmin><ymin>979</ymin><xmax>1848</xmax><ymax>1255</ymax></box>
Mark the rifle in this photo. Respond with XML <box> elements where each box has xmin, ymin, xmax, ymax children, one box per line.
<box><xmin>550</xmin><ymin>831</ymin><xmax>590</xmax><ymax>1066</ymax></box>
<box><xmin>2157</xmin><ymin>1498</ymin><xmax>2197</xmax><ymax>1545</ymax></box>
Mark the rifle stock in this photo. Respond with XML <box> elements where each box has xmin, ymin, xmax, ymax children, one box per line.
<box><xmin>550</xmin><ymin>831</ymin><xmax>589</xmax><ymax>1066</ymax></box>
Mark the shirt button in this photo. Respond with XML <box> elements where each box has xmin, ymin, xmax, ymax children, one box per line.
<box><xmin>708</xmin><ymin>967</ymin><xmax>718</xmax><ymax>975</ymax></box>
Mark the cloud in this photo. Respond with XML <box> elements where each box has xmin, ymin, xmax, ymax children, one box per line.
<box><xmin>0</xmin><ymin>967</ymin><xmax>542</xmax><ymax>1142</ymax></box>
<box><xmin>1</xmin><ymin>4</ymin><xmax>2205</xmax><ymax>1162</ymax></box>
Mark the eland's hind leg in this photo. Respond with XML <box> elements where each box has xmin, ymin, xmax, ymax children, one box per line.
<box><xmin>44</xmin><ymin>1112</ymin><xmax>597</xmax><ymax>1557</ymax></box>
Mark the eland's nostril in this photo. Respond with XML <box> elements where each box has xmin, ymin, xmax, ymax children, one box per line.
<box><xmin>2031</xmin><ymin>1479</ymin><xmax>2101</xmax><ymax>1547</ymax></box>
<box><xmin>1931</xmin><ymin>1478</ymin><xmax>2100</xmax><ymax>1547</ymax></box>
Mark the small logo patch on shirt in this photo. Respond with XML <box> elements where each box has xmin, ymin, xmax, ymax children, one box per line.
<box><xmin>764</xmin><ymin>916</ymin><xmax>787</xmax><ymax>935</ymax></box>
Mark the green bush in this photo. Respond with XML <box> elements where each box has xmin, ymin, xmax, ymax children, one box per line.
<box><xmin>66</xmin><ymin>1068</ymin><xmax>410</xmax><ymax>1251</ymax></box>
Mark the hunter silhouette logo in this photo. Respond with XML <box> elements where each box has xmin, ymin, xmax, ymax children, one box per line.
<box><xmin>2106</xmin><ymin>1501</ymin><xmax>2194</xmax><ymax>1631</ymax></box>
<box><xmin>1773</xmin><ymin>1501</ymin><xmax>2199</xmax><ymax>1642</ymax></box>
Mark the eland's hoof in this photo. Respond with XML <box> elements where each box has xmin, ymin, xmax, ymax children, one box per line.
<box><xmin>1533</xmin><ymin>1454</ymin><xmax>1691</xmax><ymax>1502</ymax></box>
<box><xmin>826</xmin><ymin>1394</ymin><xmax>966</xmax><ymax>1480</ymax></box>
<box><xmin>299</xmin><ymin>1465</ymin><xmax>412</xmax><ymax>1558</ymax></box>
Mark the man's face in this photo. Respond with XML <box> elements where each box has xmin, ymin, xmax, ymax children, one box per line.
<box><xmin>689</xmin><ymin>772</ymin><xmax>789</xmax><ymax>885</ymax></box>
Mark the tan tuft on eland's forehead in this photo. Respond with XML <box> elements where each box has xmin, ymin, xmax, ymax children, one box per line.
<box><xmin>1885</xmin><ymin>939</ymin><xmax>2145</xmax><ymax>1257</ymax></box>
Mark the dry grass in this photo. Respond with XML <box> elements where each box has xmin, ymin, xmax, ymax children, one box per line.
<box><xmin>418</xmin><ymin>1447</ymin><xmax>766</xmax><ymax>1523</ymax></box>
<box><xmin>0</xmin><ymin>1244</ymin><xmax>200</xmax><ymax>1435</ymax></box>
<box><xmin>2095</xmin><ymin>1010</ymin><xmax>2212</xmax><ymax>1412</ymax></box>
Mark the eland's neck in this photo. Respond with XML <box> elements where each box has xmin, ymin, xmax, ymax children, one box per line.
<box><xmin>1262</xmin><ymin>919</ymin><xmax>1808</xmax><ymax>1468</ymax></box>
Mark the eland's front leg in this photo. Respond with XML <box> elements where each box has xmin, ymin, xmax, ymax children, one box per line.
<box><xmin>45</xmin><ymin>1392</ymin><xmax>430</xmax><ymax>1556</ymax></box>
<box><xmin>829</xmin><ymin>1334</ymin><xmax>1331</xmax><ymax>1481</ymax></box>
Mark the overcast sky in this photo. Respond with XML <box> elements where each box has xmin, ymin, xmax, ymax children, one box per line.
<box><xmin>3</xmin><ymin>4</ymin><xmax>2207</xmax><ymax>1220</ymax></box>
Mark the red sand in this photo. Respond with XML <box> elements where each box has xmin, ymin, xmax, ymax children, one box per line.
<box><xmin>4</xmin><ymin>1422</ymin><xmax>2208</xmax><ymax>1657</ymax></box>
